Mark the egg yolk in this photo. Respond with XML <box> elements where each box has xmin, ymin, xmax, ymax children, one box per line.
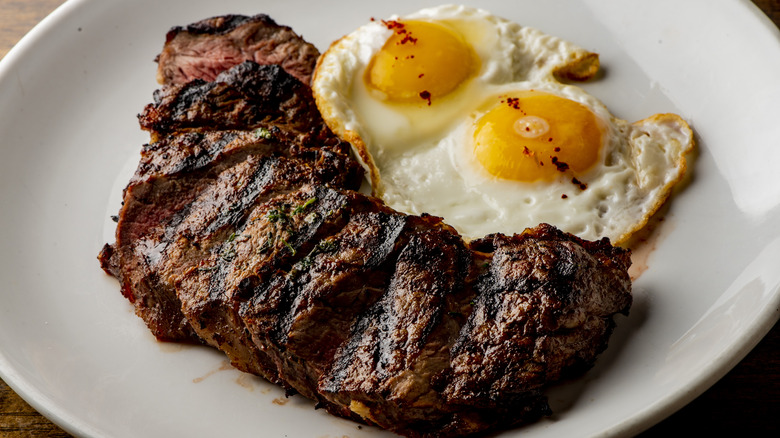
<box><xmin>364</xmin><ymin>20</ymin><xmax>478</xmax><ymax>104</ymax></box>
<box><xmin>473</xmin><ymin>91</ymin><xmax>603</xmax><ymax>182</ymax></box>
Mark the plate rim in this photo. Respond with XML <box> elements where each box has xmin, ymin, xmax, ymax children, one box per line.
<box><xmin>1</xmin><ymin>0</ymin><xmax>779</xmax><ymax>437</ymax></box>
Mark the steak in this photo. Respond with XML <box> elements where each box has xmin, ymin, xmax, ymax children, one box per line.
<box><xmin>156</xmin><ymin>14</ymin><xmax>320</xmax><ymax>86</ymax></box>
<box><xmin>99</xmin><ymin>61</ymin><xmax>363</xmax><ymax>342</ymax></box>
<box><xmin>140</xmin><ymin>61</ymin><xmax>332</xmax><ymax>144</ymax></box>
<box><xmin>100</xmin><ymin>15</ymin><xmax>633</xmax><ymax>437</ymax></box>
<box><xmin>317</xmin><ymin>224</ymin><xmax>631</xmax><ymax>436</ymax></box>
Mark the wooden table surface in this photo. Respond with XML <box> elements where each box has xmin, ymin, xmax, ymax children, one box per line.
<box><xmin>1</xmin><ymin>0</ymin><xmax>779</xmax><ymax>436</ymax></box>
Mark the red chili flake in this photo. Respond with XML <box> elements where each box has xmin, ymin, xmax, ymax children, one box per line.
<box><xmin>506</xmin><ymin>97</ymin><xmax>521</xmax><ymax>109</ymax></box>
<box><xmin>419</xmin><ymin>90</ymin><xmax>432</xmax><ymax>106</ymax></box>
<box><xmin>398</xmin><ymin>33</ymin><xmax>418</xmax><ymax>45</ymax></box>
<box><xmin>550</xmin><ymin>156</ymin><xmax>569</xmax><ymax>172</ymax></box>
<box><xmin>561</xmin><ymin>194</ymin><xmax>568</xmax><ymax>199</ymax></box>
<box><xmin>522</xmin><ymin>146</ymin><xmax>533</xmax><ymax>156</ymax></box>
<box><xmin>554</xmin><ymin>147</ymin><xmax>561</xmax><ymax>152</ymax></box>
<box><xmin>548</xmin><ymin>138</ymin><xmax>554</xmax><ymax>142</ymax></box>
<box><xmin>571</xmin><ymin>177</ymin><xmax>588</xmax><ymax>190</ymax></box>
<box><xmin>406</xmin><ymin>55</ymin><xmax>415</xmax><ymax>59</ymax></box>
<box><xmin>382</xmin><ymin>20</ymin><xmax>405</xmax><ymax>30</ymax></box>
<box><xmin>418</xmin><ymin>73</ymin><xmax>425</xmax><ymax>78</ymax></box>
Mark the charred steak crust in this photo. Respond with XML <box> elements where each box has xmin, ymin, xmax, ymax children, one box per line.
<box><xmin>157</xmin><ymin>14</ymin><xmax>320</xmax><ymax>86</ymax></box>
<box><xmin>140</xmin><ymin>62</ymin><xmax>331</xmax><ymax>143</ymax></box>
<box><xmin>101</xmin><ymin>15</ymin><xmax>634</xmax><ymax>438</ymax></box>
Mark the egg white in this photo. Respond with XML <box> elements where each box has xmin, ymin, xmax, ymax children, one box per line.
<box><xmin>313</xmin><ymin>4</ymin><xmax>600</xmax><ymax>189</ymax></box>
<box><xmin>380</xmin><ymin>82</ymin><xmax>693</xmax><ymax>243</ymax></box>
<box><xmin>312</xmin><ymin>4</ymin><xmax>693</xmax><ymax>245</ymax></box>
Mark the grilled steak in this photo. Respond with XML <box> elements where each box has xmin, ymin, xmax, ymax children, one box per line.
<box><xmin>99</xmin><ymin>61</ymin><xmax>362</xmax><ymax>342</ymax></box>
<box><xmin>99</xmin><ymin>15</ymin><xmax>633</xmax><ymax>438</ymax></box>
<box><xmin>140</xmin><ymin>61</ymin><xmax>332</xmax><ymax>144</ymax></box>
<box><xmin>156</xmin><ymin>14</ymin><xmax>320</xmax><ymax>86</ymax></box>
<box><xmin>317</xmin><ymin>224</ymin><xmax>631</xmax><ymax>436</ymax></box>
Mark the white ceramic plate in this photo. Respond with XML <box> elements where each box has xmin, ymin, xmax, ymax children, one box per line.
<box><xmin>1</xmin><ymin>0</ymin><xmax>779</xmax><ymax>436</ymax></box>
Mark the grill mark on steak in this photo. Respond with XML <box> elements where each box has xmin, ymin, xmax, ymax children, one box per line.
<box><xmin>147</xmin><ymin>131</ymin><xmax>240</xmax><ymax>176</ymax></box>
<box><xmin>157</xmin><ymin>14</ymin><xmax>320</xmax><ymax>86</ymax></box>
<box><xmin>203</xmin><ymin>184</ymin><xmax>350</xmax><ymax>305</ymax></box>
<box><xmin>372</xmin><ymin>229</ymin><xmax>471</xmax><ymax>376</ymax></box>
<box><xmin>321</xmin><ymin>219</ymin><xmax>464</xmax><ymax>386</ymax></box>
<box><xmin>202</xmin><ymin>156</ymin><xmax>284</xmax><ymax>235</ymax></box>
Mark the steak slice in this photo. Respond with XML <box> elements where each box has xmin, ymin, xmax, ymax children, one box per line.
<box><xmin>101</xmin><ymin>130</ymin><xmax>356</xmax><ymax>342</ymax></box>
<box><xmin>156</xmin><ymin>14</ymin><xmax>320</xmax><ymax>86</ymax></box>
<box><xmin>449</xmin><ymin>229</ymin><xmax>633</xmax><ymax>403</ymax></box>
<box><xmin>140</xmin><ymin>62</ymin><xmax>332</xmax><ymax>144</ymax></box>
<box><xmin>318</xmin><ymin>220</ymin><xmax>476</xmax><ymax>430</ymax></box>
<box><xmin>100</xmin><ymin>61</ymin><xmax>362</xmax><ymax>343</ymax></box>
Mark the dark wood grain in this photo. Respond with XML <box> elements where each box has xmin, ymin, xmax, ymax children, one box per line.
<box><xmin>0</xmin><ymin>0</ymin><xmax>66</xmax><ymax>59</ymax></box>
<box><xmin>0</xmin><ymin>0</ymin><xmax>778</xmax><ymax>436</ymax></box>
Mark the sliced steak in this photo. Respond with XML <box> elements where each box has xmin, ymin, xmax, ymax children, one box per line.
<box><xmin>103</xmin><ymin>129</ymin><xmax>357</xmax><ymax>342</ymax></box>
<box><xmin>156</xmin><ymin>14</ymin><xmax>320</xmax><ymax>86</ymax></box>
<box><xmin>312</xmin><ymin>224</ymin><xmax>631</xmax><ymax>437</ymax></box>
<box><xmin>140</xmin><ymin>62</ymin><xmax>331</xmax><ymax>144</ymax></box>
<box><xmin>318</xmin><ymin>220</ymin><xmax>477</xmax><ymax>431</ymax></box>
<box><xmin>174</xmin><ymin>184</ymin><xmax>355</xmax><ymax>381</ymax></box>
<box><xmin>100</xmin><ymin>15</ymin><xmax>634</xmax><ymax>438</ymax></box>
<box><xmin>165</xmin><ymin>173</ymin><xmax>632</xmax><ymax>437</ymax></box>
<box><xmin>101</xmin><ymin>61</ymin><xmax>362</xmax><ymax>343</ymax></box>
<box><xmin>449</xmin><ymin>229</ymin><xmax>633</xmax><ymax>404</ymax></box>
<box><xmin>240</xmin><ymin>191</ymin><xmax>418</xmax><ymax>400</ymax></box>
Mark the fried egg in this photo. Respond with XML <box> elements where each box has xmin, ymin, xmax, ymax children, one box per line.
<box><xmin>312</xmin><ymin>4</ymin><xmax>693</xmax><ymax>244</ymax></box>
